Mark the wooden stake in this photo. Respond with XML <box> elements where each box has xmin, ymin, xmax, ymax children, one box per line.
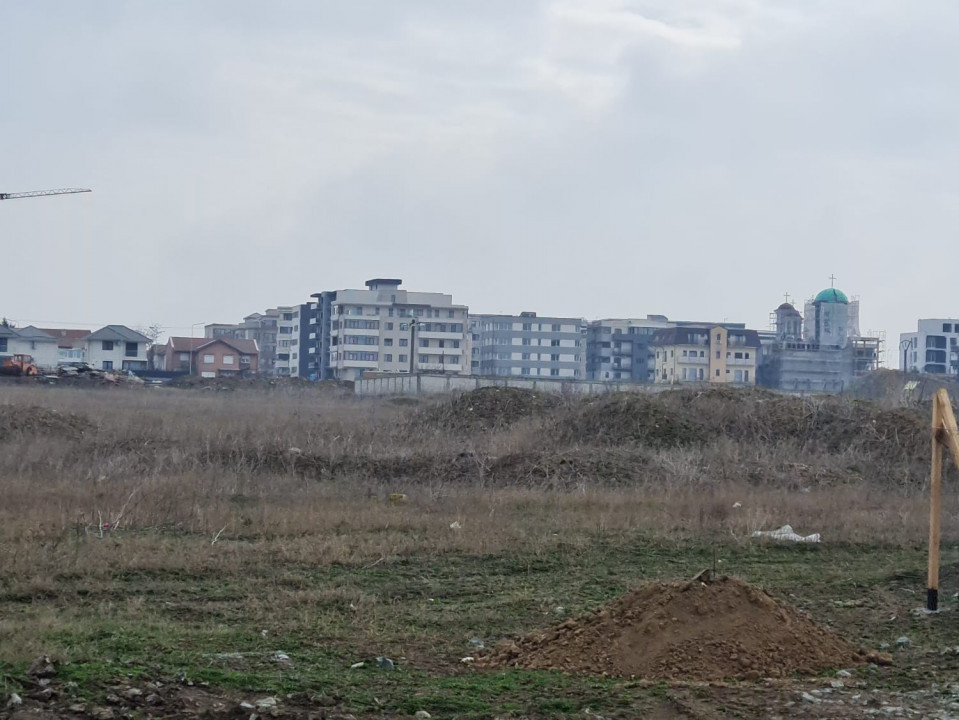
<box><xmin>928</xmin><ymin>390</ymin><xmax>944</xmax><ymax>611</ymax></box>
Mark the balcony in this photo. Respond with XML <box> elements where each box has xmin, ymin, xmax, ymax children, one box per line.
<box><xmin>417</xmin><ymin>330</ymin><xmax>463</xmax><ymax>340</ymax></box>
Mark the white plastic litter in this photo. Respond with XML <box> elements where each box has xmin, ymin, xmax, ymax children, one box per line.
<box><xmin>751</xmin><ymin>524</ymin><xmax>821</xmax><ymax>543</ymax></box>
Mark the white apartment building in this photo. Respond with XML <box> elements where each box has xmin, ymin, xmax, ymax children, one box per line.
<box><xmin>274</xmin><ymin>306</ymin><xmax>300</xmax><ymax>377</ymax></box>
<box><xmin>327</xmin><ymin>278</ymin><xmax>469</xmax><ymax>380</ymax></box>
<box><xmin>900</xmin><ymin>319</ymin><xmax>959</xmax><ymax>375</ymax></box>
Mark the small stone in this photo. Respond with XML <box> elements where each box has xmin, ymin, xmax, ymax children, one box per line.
<box><xmin>895</xmin><ymin>636</ymin><xmax>910</xmax><ymax>648</ymax></box>
<box><xmin>146</xmin><ymin>693</ymin><xmax>163</xmax><ymax>706</ymax></box>
<box><xmin>27</xmin><ymin>656</ymin><xmax>56</xmax><ymax>678</ymax></box>
<box><xmin>255</xmin><ymin>697</ymin><xmax>278</xmax><ymax>710</ymax></box>
<box><xmin>838</xmin><ymin>669</ymin><xmax>853</xmax><ymax>678</ymax></box>
<box><xmin>376</xmin><ymin>657</ymin><xmax>394</xmax><ymax>670</ymax></box>
<box><xmin>879</xmin><ymin>642</ymin><xmax>890</xmax><ymax>650</ymax></box>
<box><xmin>414</xmin><ymin>712</ymin><xmax>432</xmax><ymax>720</ymax></box>
<box><xmin>124</xmin><ymin>688</ymin><xmax>143</xmax><ymax>699</ymax></box>
<box><xmin>105</xmin><ymin>693</ymin><xmax>122</xmax><ymax>705</ymax></box>
<box><xmin>69</xmin><ymin>703</ymin><xmax>86</xmax><ymax>712</ymax></box>
<box><xmin>349</xmin><ymin>662</ymin><xmax>365</xmax><ymax>669</ymax></box>
<box><xmin>92</xmin><ymin>707</ymin><xmax>115</xmax><ymax>720</ymax></box>
<box><xmin>33</xmin><ymin>687</ymin><xmax>54</xmax><ymax>701</ymax></box>
<box><xmin>831</xmin><ymin>681</ymin><xmax>845</xmax><ymax>688</ymax></box>
<box><xmin>554</xmin><ymin>606</ymin><xmax>566</xmax><ymax>615</ymax></box>
<box><xmin>468</xmin><ymin>637</ymin><xmax>485</xmax><ymax>648</ymax></box>
<box><xmin>7</xmin><ymin>693</ymin><xmax>23</xmax><ymax>708</ymax></box>
<box><xmin>461</xmin><ymin>656</ymin><xmax>475</xmax><ymax>663</ymax></box>
<box><xmin>240</xmin><ymin>701</ymin><xmax>256</xmax><ymax>710</ymax></box>
<box><xmin>801</xmin><ymin>692</ymin><xmax>821</xmax><ymax>704</ymax></box>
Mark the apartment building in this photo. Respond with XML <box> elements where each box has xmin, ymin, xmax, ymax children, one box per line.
<box><xmin>307</xmin><ymin>278</ymin><xmax>469</xmax><ymax>381</ymax></box>
<box><xmin>652</xmin><ymin>325</ymin><xmax>761</xmax><ymax>385</ymax></box>
<box><xmin>469</xmin><ymin>312</ymin><xmax>585</xmax><ymax>378</ymax></box>
<box><xmin>585</xmin><ymin>316</ymin><xmax>674</xmax><ymax>383</ymax></box>
<box><xmin>900</xmin><ymin>319</ymin><xmax>959</xmax><ymax>375</ymax></box>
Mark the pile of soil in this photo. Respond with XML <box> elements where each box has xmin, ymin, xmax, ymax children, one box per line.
<box><xmin>0</xmin><ymin>404</ymin><xmax>94</xmax><ymax>441</ymax></box>
<box><xmin>478</xmin><ymin>576</ymin><xmax>863</xmax><ymax>680</ymax></box>
<box><xmin>413</xmin><ymin>387</ymin><xmax>561</xmax><ymax>432</ymax></box>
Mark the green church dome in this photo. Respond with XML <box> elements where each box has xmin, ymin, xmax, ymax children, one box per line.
<box><xmin>815</xmin><ymin>288</ymin><xmax>848</xmax><ymax>304</ymax></box>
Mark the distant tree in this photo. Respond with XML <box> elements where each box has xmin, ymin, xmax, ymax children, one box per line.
<box><xmin>1</xmin><ymin>317</ymin><xmax>15</xmax><ymax>329</ymax></box>
<box><xmin>137</xmin><ymin>323</ymin><xmax>164</xmax><ymax>345</ymax></box>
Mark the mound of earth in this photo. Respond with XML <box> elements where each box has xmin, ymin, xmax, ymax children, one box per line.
<box><xmin>414</xmin><ymin>387</ymin><xmax>560</xmax><ymax>431</ymax></box>
<box><xmin>478</xmin><ymin>576</ymin><xmax>863</xmax><ymax>680</ymax></box>
<box><xmin>0</xmin><ymin>404</ymin><xmax>94</xmax><ymax>441</ymax></box>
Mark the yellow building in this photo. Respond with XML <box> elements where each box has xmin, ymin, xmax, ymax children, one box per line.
<box><xmin>652</xmin><ymin>325</ymin><xmax>760</xmax><ymax>385</ymax></box>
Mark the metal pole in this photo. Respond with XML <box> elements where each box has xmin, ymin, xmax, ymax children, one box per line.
<box><xmin>409</xmin><ymin>318</ymin><xmax>417</xmax><ymax>374</ymax></box>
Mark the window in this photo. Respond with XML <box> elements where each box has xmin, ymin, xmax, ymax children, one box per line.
<box><xmin>744</xmin><ymin>370</ymin><xmax>749</xmax><ymax>382</ymax></box>
<box><xmin>400</xmin><ymin>323</ymin><xmax>409</xmax><ymax>331</ymax></box>
<box><xmin>179</xmin><ymin>352</ymin><xmax>189</xmax><ymax>362</ymax></box>
<box><xmin>522</xmin><ymin>338</ymin><xmax>531</xmax><ymax>346</ymax></box>
<box><xmin>734</xmin><ymin>352</ymin><xmax>743</xmax><ymax>359</ymax></box>
<box><xmin>550</xmin><ymin>368</ymin><xmax>559</xmax><ymax>376</ymax></box>
<box><xmin>419</xmin><ymin>354</ymin><xmax>429</xmax><ymax>364</ymax></box>
<box><xmin>102</xmin><ymin>340</ymin><xmax>114</xmax><ymax>351</ymax></box>
<box><xmin>102</xmin><ymin>361</ymin><xmax>113</xmax><ymax>370</ymax></box>
<box><xmin>552</xmin><ymin>324</ymin><xmax>561</xmax><ymax>332</ymax></box>
<box><xmin>734</xmin><ymin>369</ymin><xmax>743</xmax><ymax>382</ymax></box>
<box><xmin>203</xmin><ymin>354</ymin><xmax>215</xmax><ymax>364</ymax></box>
<box><xmin>384</xmin><ymin>338</ymin><xmax>393</xmax><ymax>347</ymax></box>
<box><xmin>745</xmin><ymin>352</ymin><xmax>750</xmax><ymax>359</ymax></box>
<box><xmin>0</xmin><ymin>338</ymin><xmax>6</xmax><ymax>352</ymax></box>
<box><xmin>715</xmin><ymin>369</ymin><xmax>720</xmax><ymax>377</ymax></box>
<box><xmin>452</xmin><ymin>340</ymin><xmax>460</xmax><ymax>348</ymax></box>
<box><xmin>522</xmin><ymin>353</ymin><xmax>531</xmax><ymax>360</ymax></box>
<box><xmin>123</xmin><ymin>342</ymin><xmax>138</xmax><ymax>357</ymax></box>
<box><xmin>522</xmin><ymin>323</ymin><xmax>532</xmax><ymax>332</ymax></box>
<box><xmin>945</xmin><ymin>324</ymin><xmax>953</xmax><ymax>333</ymax></box>
<box><xmin>223</xmin><ymin>355</ymin><xmax>235</xmax><ymax>365</ymax></box>
<box><xmin>419</xmin><ymin>339</ymin><xmax>429</xmax><ymax>348</ymax></box>
<box><xmin>726</xmin><ymin>352</ymin><xmax>731</xmax><ymax>358</ymax></box>
<box><xmin>551</xmin><ymin>354</ymin><xmax>559</xmax><ymax>361</ymax></box>
<box><xmin>550</xmin><ymin>339</ymin><xmax>560</xmax><ymax>347</ymax></box>
<box><xmin>521</xmin><ymin>367</ymin><xmax>531</xmax><ymax>375</ymax></box>
<box><xmin>448</xmin><ymin>310</ymin><xmax>454</xmax><ymax>318</ymax></box>
<box><xmin>715</xmin><ymin>333</ymin><xmax>721</xmax><ymax>342</ymax></box>
<box><xmin>698</xmin><ymin>368</ymin><xmax>704</xmax><ymax>380</ymax></box>
<box><xmin>384</xmin><ymin>354</ymin><xmax>393</xmax><ymax>362</ymax></box>
<box><xmin>399</xmin><ymin>354</ymin><xmax>407</xmax><ymax>363</ymax></box>
<box><xmin>715</xmin><ymin>351</ymin><xmax>720</xmax><ymax>359</ymax></box>
<box><xmin>682</xmin><ymin>368</ymin><xmax>688</xmax><ymax>380</ymax></box>
<box><xmin>682</xmin><ymin>350</ymin><xmax>687</xmax><ymax>357</ymax></box>
<box><xmin>399</xmin><ymin>338</ymin><xmax>408</xmax><ymax>347</ymax></box>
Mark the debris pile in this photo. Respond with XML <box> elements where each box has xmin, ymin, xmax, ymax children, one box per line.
<box><xmin>478</xmin><ymin>576</ymin><xmax>863</xmax><ymax>680</ymax></box>
<box><xmin>0</xmin><ymin>405</ymin><xmax>94</xmax><ymax>441</ymax></box>
<box><xmin>413</xmin><ymin>387</ymin><xmax>561</xmax><ymax>432</ymax></box>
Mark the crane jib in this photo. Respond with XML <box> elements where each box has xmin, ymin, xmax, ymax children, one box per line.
<box><xmin>0</xmin><ymin>188</ymin><xmax>92</xmax><ymax>200</ymax></box>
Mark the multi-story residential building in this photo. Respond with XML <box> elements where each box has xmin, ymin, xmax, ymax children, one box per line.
<box><xmin>585</xmin><ymin>316</ymin><xmax>674</xmax><ymax>383</ymax></box>
<box><xmin>207</xmin><ymin>306</ymin><xmax>299</xmax><ymax>377</ymax></box>
<box><xmin>153</xmin><ymin>336</ymin><xmax>259</xmax><ymax>377</ymax></box>
<box><xmin>652</xmin><ymin>324</ymin><xmax>761</xmax><ymax>385</ymax></box>
<box><xmin>899</xmin><ymin>319</ymin><xmax>959</xmax><ymax>375</ymax></box>
<box><xmin>0</xmin><ymin>325</ymin><xmax>60</xmax><ymax>370</ymax></box>
<box><xmin>469</xmin><ymin>312</ymin><xmax>585</xmax><ymax>378</ymax></box>
<box><xmin>307</xmin><ymin>278</ymin><xmax>469</xmax><ymax>381</ymax></box>
<box><xmin>274</xmin><ymin>306</ymin><xmax>300</xmax><ymax>377</ymax></box>
<box><xmin>84</xmin><ymin>326</ymin><xmax>151</xmax><ymax>372</ymax></box>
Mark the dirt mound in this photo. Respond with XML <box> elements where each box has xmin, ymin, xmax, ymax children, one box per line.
<box><xmin>478</xmin><ymin>576</ymin><xmax>862</xmax><ymax>680</ymax></box>
<box><xmin>0</xmin><ymin>404</ymin><xmax>94</xmax><ymax>441</ymax></box>
<box><xmin>414</xmin><ymin>387</ymin><xmax>561</xmax><ymax>431</ymax></box>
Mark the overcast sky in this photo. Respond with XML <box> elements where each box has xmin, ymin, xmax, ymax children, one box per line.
<box><xmin>3</xmin><ymin>1</ymin><xmax>957</xmax><ymax>362</ymax></box>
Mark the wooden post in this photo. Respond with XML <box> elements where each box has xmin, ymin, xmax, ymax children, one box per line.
<box><xmin>928</xmin><ymin>390</ymin><xmax>945</xmax><ymax>611</ymax></box>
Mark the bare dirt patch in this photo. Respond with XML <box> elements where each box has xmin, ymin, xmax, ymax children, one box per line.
<box><xmin>478</xmin><ymin>576</ymin><xmax>865</xmax><ymax>681</ymax></box>
<box><xmin>0</xmin><ymin>405</ymin><xmax>94</xmax><ymax>441</ymax></box>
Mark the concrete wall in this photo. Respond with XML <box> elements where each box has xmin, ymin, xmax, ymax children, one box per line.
<box><xmin>354</xmin><ymin>373</ymin><xmax>662</xmax><ymax>396</ymax></box>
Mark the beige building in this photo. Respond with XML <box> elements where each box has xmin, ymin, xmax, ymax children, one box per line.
<box><xmin>327</xmin><ymin>278</ymin><xmax>470</xmax><ymax>380</ymax></box>
<box><xmin>652</xmin><ymin>325</ymin><xmax>761</xmax><ymax>385</ymax></box>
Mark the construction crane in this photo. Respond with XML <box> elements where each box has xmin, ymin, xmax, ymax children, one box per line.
<box><xmin>0</xmin><ymin>188</ymin><xmax>92</xmax><ymax>201</ymax></box>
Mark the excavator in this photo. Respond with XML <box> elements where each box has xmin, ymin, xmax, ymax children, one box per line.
<box><xmin>0</xmin><ymin>354</ymin><xmax>39</xmax><ymax>376</ymax></box>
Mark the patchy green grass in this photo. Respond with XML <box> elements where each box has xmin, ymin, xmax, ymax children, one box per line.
<box><xmin>3</xmin><ymin>533</ymin><xmax>957</xmax><ymax>717</ymax></box>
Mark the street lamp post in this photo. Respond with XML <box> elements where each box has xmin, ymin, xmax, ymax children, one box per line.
<box><xmin>189</xmin><ymin>321</ymin><xmax>206</xmax><ymax>376</ymax></box>
<box><xmin>409</xmin><ymin>318</ymin><xmax>417</xmax><ymax>375</ymax></box>
<box><xmin>900</xmin><ymin>339</ymin><xmax>911</xmax><ymax>374</ymax></box>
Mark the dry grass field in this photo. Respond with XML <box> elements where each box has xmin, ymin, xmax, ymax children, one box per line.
<box><xmin>1</xmin><ymin>382</ymin><xmax>958</xmax><ymax>719</ymax></box>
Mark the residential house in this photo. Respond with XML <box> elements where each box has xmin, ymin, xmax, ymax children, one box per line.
<box><xmin>154</xmin><ymin>337</ymin><xmax>259</xmax><ymax>377</ymax></box>
<box><xmin>469</xmin><ymin>312</ymin><xmax>586</xmax><ymax>378</ymax></box>
<box><xmin>652</xmin><ymin>325</ymin><xmax>761</xmax><ymax>385</ymax></box>
<box><xmin>84</xmin><ymin>326</ymin><xmax>151</xmax><ymax>371</ymax></box>
<box><xmin>38</xmin><ymin>328</ymin><xmax>92</xmax><ymax>364</ymax></box>
<box><xmin>0</xmin><ymin>325</ymin><xmax>59</xmax><ymax>370</ymax></box>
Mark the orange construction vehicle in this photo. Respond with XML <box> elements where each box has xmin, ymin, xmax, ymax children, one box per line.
<box><xmin>0</xmin><ymin>354</ymin><xmax>39</xmax><ymax>376</ymax></box>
